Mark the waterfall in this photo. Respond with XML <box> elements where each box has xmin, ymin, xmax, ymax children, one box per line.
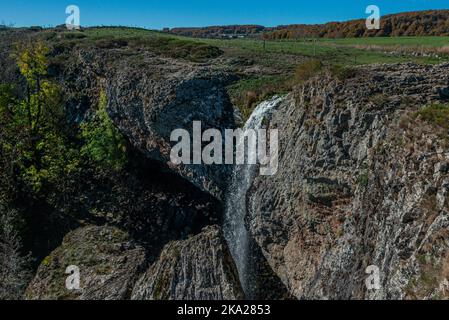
<box><xmin>223</xmin><ymin>96</ymin><xmax>284</xmax><ymax>299</ymax></box>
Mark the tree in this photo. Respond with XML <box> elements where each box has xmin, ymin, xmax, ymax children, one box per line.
<box><xmin>13</xmin><ymin>42</ymin><xmax>50</xmax><ymax>133</ymax></box>
<box><xmin>0</xmin><ymin>42</ymin><xmax>78</xmax><ymax>193</ymax></box>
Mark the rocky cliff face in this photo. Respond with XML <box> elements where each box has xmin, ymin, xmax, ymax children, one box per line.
<box><xmin>107</xmin><ymin>56</ymin><xmax>237</xmax><ymax>200</ymax></box>
<box><xmin>247</xmin><ymin>63</ymin><xmax>449</xmax><ymax>299</ymax></box>
<box><xmin>54</xmin><ymin>47</ymin><xmax>236</xmax><ymax>200</ymax></box>
<box><xmin>22</xmin><ymin>60</ymin><xmax>449</xmax><ymax>300</ymax></box>
<box><xmin>132</xmin><ymin>225</ymin><xmax>244</xmax><ymax>300</ymax></box>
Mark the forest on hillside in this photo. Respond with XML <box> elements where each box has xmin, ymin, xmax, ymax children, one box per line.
<box><xmin>167</xmin><ymin>10</ymin><xmax>449</xmax><ymax>39</ymax></box>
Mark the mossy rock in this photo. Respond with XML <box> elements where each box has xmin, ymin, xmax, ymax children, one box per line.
<box><xmin>25</xmin><ymin>226</ymin><xmax>146</xmax><ymax>300</ymax></box>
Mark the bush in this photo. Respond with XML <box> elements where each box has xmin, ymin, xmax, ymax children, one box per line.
<box><xmin>59</xmin><ymin>32</ymin><xmax>87</xmax><ymax>40</ymax></box>
<box><xmin>414</xmin><ymin>103</ymin><xmax>449</xmax><ymax>130</ymax></box>
<box><xmin>294</xmin><ymin>59</ymin><xmax>323</xmax><ymax>84</ymax></box>
<box><xmin>330</xmin><ymin>65</ymin><xmax>357</xmax><ymax>81</ymax></box>
<box><xmin>95</xmin><ymin>37</ymin><xmax>128</xmax><ymax>49</ymax></box>
<box><xmin>81</xmin><ymin>92</ymin><xmax>127</xmax><ymax>171</ymax></box>
<box><xmin>0</xmin><ymin>84</ymin><xmax>16</xmax><ymax>114</ymax></box>
<box><xmin>126</xmin><ymin>37</ymin><xmax>222</xmax><ymax>62</ymax></box>
<box><xmin>227</xmin><ymin>75</ymin><xmax>290</xmax><ymax>121</ymax></box>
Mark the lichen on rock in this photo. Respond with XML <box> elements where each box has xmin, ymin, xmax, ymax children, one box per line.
<box><xmin>132</xmin><ymin>225</ymin><xmax>245</xmax><ymax>300</ymax></box>
<box><xmin>25</xmin><ymin>226</ymin><xmax>146</xmax><ymax>300</ymax></box>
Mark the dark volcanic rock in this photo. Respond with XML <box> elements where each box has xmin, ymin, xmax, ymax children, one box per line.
<box><xmin>132</xmin><ymin>225</ymin><xmax>245</xmax><ymax>300</ymax></box>
<box><xmin>248</xmin><ymin>63</ymin><xmax>449</xmax><ymax>300</ymax></box>
<box><xmin>25</xmin><ymin>226</ymin><xmax>146</xmax><ymax>300</ymax></box>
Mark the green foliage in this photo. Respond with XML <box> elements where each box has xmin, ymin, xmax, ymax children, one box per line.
<box><xmin>126</xmin><ymin>37</ymin><xmax>223</xmax><ymax>62</ymax></box>
<box><xmin>11</xmin><ymin>42</ymin><xmax>59</xmax><ymax>133</ymax></box>
<box><xmin>294</xmin><ymin>59</ymin><xmax>323</xmax><ymax>84</ymax></box>
<box><xmin>81</xmin><ymin>92</ymin><xmax>127</xmax><ymax>171</ymax></box>
<box><xmin>330</xmin><ymin>65</ymin><xmax>357</xmax><ymax>81</ymax></box>
<box><xmin>357</xmin><ymin>172</ymin><xmax>370</xmax><ymax>189</ymax></box>
<box><xmin>227</xmin><ymin>75</ymin><xmax>290</xmax><ymax>121</ymax></box>
<box><xmin>1</xmin><ymin>42</ymin><xmax>79</xmax><ymax>194</ymax></box>
<box><xmin>414</xmin><ymin>103</ymin><xmax>449</xmax><ymax>130</ymax></box>
<box><xmin>0</xmin><ymin>84</ymin><xmax>16</xmax><ymax>114</ymax></box>
<box><xmin>19</xmin><ymin>130</ymin><xmax>80</xmax><ymax>193</ymax></box>
<box><xmin>54</xmin><ymin>27</ymin><xmax>222</xmax><ymax>63</ymax></box>
<box><xmin>14</xmin><ymin>42</ymin><xmax>49</xmax><ymax>86</ymax></box>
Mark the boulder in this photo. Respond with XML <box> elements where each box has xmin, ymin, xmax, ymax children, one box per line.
<box><xmin>26</xmin><ymin>226</ymin><xmax>146</xmax><ymax>300</ymax></box>
<box><xmin>132</xmin><ymin>225</ymin><xmax>244</xmax><ymax>300</ymax></box>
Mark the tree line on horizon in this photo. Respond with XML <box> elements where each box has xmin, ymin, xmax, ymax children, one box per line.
<box><xmin>166</xmin><ymin>10</ymin><xmax>449</xmax><ymax>39</ymax></box>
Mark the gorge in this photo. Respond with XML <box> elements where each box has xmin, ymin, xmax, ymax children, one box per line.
<box><xmin>0</xmin><ymin>26</ymin><xmax>448</xmax><ymax>301</ymax></box>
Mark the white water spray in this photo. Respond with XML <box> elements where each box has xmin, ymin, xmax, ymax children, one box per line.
<box><xmin>223</xmin><ymin>96</ymin><xmax>284</xmax><ymax>298</ymax></box>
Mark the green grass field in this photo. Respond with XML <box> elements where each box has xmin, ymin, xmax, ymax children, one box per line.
<box><xmin>200</xmin><ymin>37</ymin><xmax>449</xmax><ymax>66</ymax></box>
<box><xmin>82</xmin><ymin>27</ymin><xmax>166</xmax><ymax>39</ymax></box>
<box><xmin>74</xmin><ymin>27</ymin><xmax>449</xmax><ymax>66</ymax></box>
<box><xmin>75</xmin><ymin>28</ymin><xmax>449</xmax><ymax>63</ymax></box>
<box><xmin>317</xmin><ymin>36</ymin><xmax>449</xmax><ymax>47</ymax></box>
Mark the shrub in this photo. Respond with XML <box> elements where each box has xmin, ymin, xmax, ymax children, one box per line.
<box><xmin>95</xmin><ymin>37</ymin><xmax>128</xmax><ymax>49</ymax></box>
<box><xmin>294</xmin><ymin>59</ymin><xmax>323</xmax><ymax>84</ymax></box>
<box><xmin>59</xmin><ymin>32</ymin><xmax>87</xmax><ymax>40</ymax></box>
<box><xmin>0</xmin><ymin>84</ymin><xmax>16</xmax><ymax>115</ymax></box>
<box><xmin>227</xmin><ymin>75</ymin><xmax>290</xmax><ymax>121</ymax></box>
<box><xmin>81</xmin><ymin>92</ymin><xmax>127</xmax><ymax>171</ymax></box>
<box><xmin>357</xmin><ymin>171</ymin><xmax>370</xmax><ymax>188</ymax></box>
<box><xmin>414</xmin><ymin>103</ymin><xmax>449</xmax><ymax>130</ymax></box>
<box><xmin>126</xmin><ymin>36</ymin><xmax>222</xmax><ymax>62</ymax></box>
<box><xmin>330</xmin><ymin>65</ymin><xmax>357</xmax><ymax>81</ymax></box>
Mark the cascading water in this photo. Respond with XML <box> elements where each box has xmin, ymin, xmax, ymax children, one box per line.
<box><xmin>223</xmin><ymin>96</ymin><xmax>284</xmax><ymax>299</ymax></box>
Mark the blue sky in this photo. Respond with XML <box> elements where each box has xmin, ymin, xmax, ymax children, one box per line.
<box><xmin>1</xmin><ymin>0</ymin><xmax>448</xmax><ymax>29</ymax></box>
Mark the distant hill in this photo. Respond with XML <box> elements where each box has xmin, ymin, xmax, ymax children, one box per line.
<box><xmin>265</xmin><ymin>10</ymin><xmax>449</xmax><ymax>39</ymax></box>
<box><xmin>167</xmin><ymin>10</ymin><xmax>449</xmax><ymax>39</ymax></box>
<box><xmin>166</xmin><ymin>25</ymin><xmax>266</xmax><ymax>38</ymax></box>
